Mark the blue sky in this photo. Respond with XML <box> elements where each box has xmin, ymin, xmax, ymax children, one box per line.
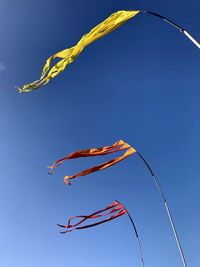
<box><xmin>0</xmin><ymin>0</ymin><xmax>199</xmax><ymax>266</ymax></box>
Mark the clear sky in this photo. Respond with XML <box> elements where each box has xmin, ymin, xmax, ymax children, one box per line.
<box><xmin>0</xmin><ymin>0</ymin><xmax>199</xmax><ymax>266</ymax></box>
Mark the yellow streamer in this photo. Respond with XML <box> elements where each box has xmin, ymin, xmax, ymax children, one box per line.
<box><xmin>17</xmin><ymin>10</ymin><xmax>139</xmax><ymax>93</ymax></box>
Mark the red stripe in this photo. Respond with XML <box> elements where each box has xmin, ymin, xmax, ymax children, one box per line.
<box><xmin>58</xmin><ymin>201</ymin><xmax>126</xmax><ymax>233</ymax></box>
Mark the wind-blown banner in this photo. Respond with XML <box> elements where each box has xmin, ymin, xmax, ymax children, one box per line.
<box><xmin>48</xmin><ymin>140</ymin><xmax>136</xmax><ymax>185</ymax></box>
<box><xmin>17</xmin><ymin>10</ymin><xmax>199</xmax><ymax>93</ymax></box>
<box><xmin>58</xmin><ymin>201</ymin><xmax>126</xmax><ymax>233</ymax></box>
<box><xmin>58</xmin><ymin>200</ymin><xmax>145</xmax><ymax>267</ymax></box>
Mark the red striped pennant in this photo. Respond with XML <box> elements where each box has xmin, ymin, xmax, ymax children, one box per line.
<box><xmin>58</xmin><ymin>201</ymin><xmax>126</xmax><ymax>233</ymax></box>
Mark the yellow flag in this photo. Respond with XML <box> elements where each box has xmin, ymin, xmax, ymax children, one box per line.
<box><xmin>17</xmin><ymin>10</ymin><xmax>139</xmax><ymax>93</ymax></box>
<box><xmin>17</xmin><ymin>9</ymin><xmax>199</xmax><ymax>93</ymax></box>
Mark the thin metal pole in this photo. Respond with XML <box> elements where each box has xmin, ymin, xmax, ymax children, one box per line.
<box><xmin>115</xmin><ymin>200</ymin><xmax>145</xmax><ymax>267</ymax></box>
<box><xmin>137</xmin><ymin>152</ymin><xmax>188</xmax><ymax>267</ymax></box>
<box><xmin>183</xmin><ymin>30</ymin><xmax>200</xmax><ymax>49</ymax></box>
<box><xmin>141</xmin><ymin>10</ymin><xmax>200</xmax><ymax>49</ymax></box>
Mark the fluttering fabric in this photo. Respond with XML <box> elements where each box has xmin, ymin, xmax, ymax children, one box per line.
<box><xmin>58</xmin><ymin>200</ymin><xmax>145</xmax><ymax>267</ymax></box>
<box><xmin>17</xmin><ymin>10</ymin><xmax>139</xmax><ymax>93</ymax></box>
<box><xmin>48</xmin><ymin>140</ymin><xmax>136</xmax><ymax>185</ymax></box>
<box><xmin>58</xmin><ymin>201</ymin><xmax>126</xmax><ymax>233</ymax></box>
<box><xmin>17</xmin><ymin>10</ymin><xmax>199</xmax><ymax>93</ymax></box>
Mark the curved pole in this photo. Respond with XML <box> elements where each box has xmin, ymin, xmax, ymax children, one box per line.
<box><xmin>141</xmin><ymin>10</ymin><xmax>200</xmax><ymax>49</ymax></box>
<box><xmin>115</xmin><ymin>200</ymin><xmax>145</xmax><ymax>267</ymax></box>
<box><xmin>137</xmin><ymin>152</ymin><xmax>188</xmax><ymax>267</ymax></box>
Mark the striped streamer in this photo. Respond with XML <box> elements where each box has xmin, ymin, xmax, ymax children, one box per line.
<box><xmin>48</xmin><ymin>140</ymin><xmax>136</xmax><ymax>185</ymax></box>
<box><xmin>58</xmin><ymin>200</ymin><xmax>144</xmax><ymax>267</ymax></box>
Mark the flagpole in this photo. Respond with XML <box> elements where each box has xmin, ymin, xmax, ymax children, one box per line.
<box><xmin>137</xmin><ymin>152</ymin><xmax>188</xmax><ymax>267</ymax></box>
<box><xmin>141</xmin><ymin>10</ymin><xmax>200</xmax><ymax>49</ymax></box>
<box><xmin>115</xmin><ymin>200</ymin><xmax>144</xmax><ymax>267</ymax></box>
